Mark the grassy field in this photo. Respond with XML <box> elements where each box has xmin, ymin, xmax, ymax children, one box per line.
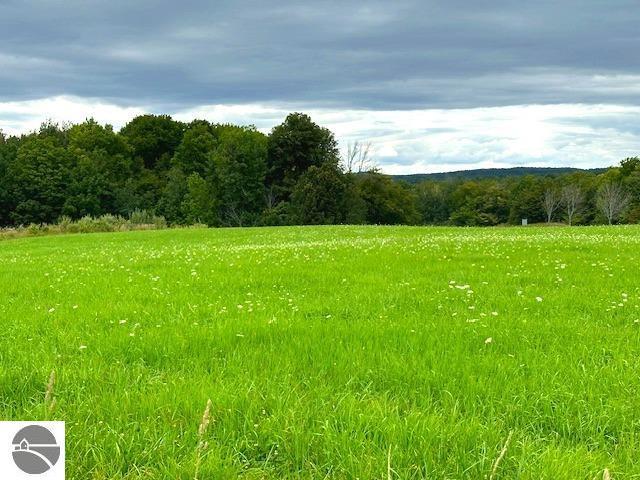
<box><xmin>1</xmin><ymin>225</ymin><xmax>639</xmax><ymax>479</ymax></box>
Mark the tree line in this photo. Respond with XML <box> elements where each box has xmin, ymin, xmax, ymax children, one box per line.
<box><xmin>0</xmin><ymin>112</ymin><xmax>638</xmax><ymax>228</ymax></box>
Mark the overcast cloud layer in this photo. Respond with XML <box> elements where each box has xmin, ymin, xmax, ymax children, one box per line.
<box><xmin>1</xmin><ymin>1</ymin><xmax>639</xmax><ymax>172</ymax></box>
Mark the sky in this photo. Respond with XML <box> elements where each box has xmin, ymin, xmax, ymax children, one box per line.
<box><xmin>1</xmin><ymin>0</ymin><xmax>639</xmax><ymax>174</ymax></box>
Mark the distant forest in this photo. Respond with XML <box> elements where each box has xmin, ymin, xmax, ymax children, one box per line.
<box><xmin>0</xmin><ymin>112</ymin><xmax>638</xmax><ymax>228</ymax></box>
<box><xmin>394</xmin><ymin>167</ymin><xmax>608</xmax><ymax>183</ymax></box>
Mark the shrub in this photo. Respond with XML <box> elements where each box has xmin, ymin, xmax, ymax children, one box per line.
<box><xmin>0</xmin><ymin>212</ymin><xmax>175</xmax><ymax>241</ymax></box>
<box><xmin>129</xmin><ymin>209</ymin><xmax>156</xmax><ymax>225</ymax></box>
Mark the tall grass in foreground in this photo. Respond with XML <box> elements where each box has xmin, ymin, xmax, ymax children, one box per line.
<box><xmin>194</xmin><ymin>399</ymin><xmax>213</xmax><ymax>480</ymax></box>
<box><xmin>44</xmin><ymin>370</ymin><xmax>56</xmax><ymax>419</ymax></box>
<box><xmin>0</xmin><ymin>225</ymin><xmax>638</xmax><ymax>478</ymax></box>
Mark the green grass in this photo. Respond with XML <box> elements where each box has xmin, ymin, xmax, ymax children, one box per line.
<box><xmin>1</xmin><ymin>225</ymin><xmax>639</xmax><ymax>479</ymax></box>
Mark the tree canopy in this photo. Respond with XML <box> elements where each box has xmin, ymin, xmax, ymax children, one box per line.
<box><xmin>0</xmin><ymin>114</ymin><xmax>638</xmax><ymax>228</ymax></box>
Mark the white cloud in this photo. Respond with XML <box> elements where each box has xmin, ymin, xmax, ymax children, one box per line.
<box><xmin>0</xmin><ymin>96</ymin><xmax>146</xmax><ymax>134</ymax></box>
<box><xmin>1</xmin><ymin>96</ymin><xmax>638</xmax><ymax>174</ymax></box>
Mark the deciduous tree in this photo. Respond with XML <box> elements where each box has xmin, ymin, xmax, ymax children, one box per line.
<box><xmin>562</xmin><ymin>184</ymin><xmax>584</xmax><ymax>225</ymax></box>
<box><xmin>213</xmin><ymin>126</ymin><xmax>268</xmax><ymax>226</ymax></box>
<box><xmin>291</xmin><ymin>162</ymin><xmax>350</xmax><ymax>224</ymax></box>
<box><xmin>597</xmin><ymin>182</ymin><xmax>630</xmax><ymax>224</ymax></box>
<box><xmin>542</xmin><ymin>188</ymin><xmax>561</xmax><ymax>223</ymax></box>
<box><xmin>267</xmin><ymin>113</ymin><xmax>339</xmax><ymax>201</ymax></box>
<box><xmin>120</xmin><ymin>115</ymin><xmax>185</xmax><ymax>170</ymax></box>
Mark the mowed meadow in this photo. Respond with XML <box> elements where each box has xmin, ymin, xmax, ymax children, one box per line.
<box><xmin>1</xmin><ymin>226</ymin><xmax>639</xmax><ymax>479</ymax></box>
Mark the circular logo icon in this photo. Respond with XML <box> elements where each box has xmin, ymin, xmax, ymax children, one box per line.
<box><xmin>12</xmin><ymin>425</ymin><xmax>61</xmax><ymax>474</ymax></box>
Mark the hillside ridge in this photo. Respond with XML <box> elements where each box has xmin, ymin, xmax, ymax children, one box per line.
<box><xmin>392</xmin><ymin>166</ymin><xmax>608</xmax><ymax>183</ymax></box>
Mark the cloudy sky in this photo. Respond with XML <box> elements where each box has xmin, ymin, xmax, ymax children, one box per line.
<box><xmin>1</xmin><ymin>0</ymin><xmax>639</xmax><ymax>174</ymax></box>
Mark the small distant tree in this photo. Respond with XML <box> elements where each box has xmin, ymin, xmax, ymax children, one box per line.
<box><xmin>542</xmin><ymin>189</ymin><xmax>561</xmax><ymax>223</ymax></box>
<box><xmin>562</xmin><ymin>184</ymin><xmax>584</xmax><ymax>225</ymax></box>
<box><xmin>415</xmin><ymin>180</ymin><xmax>449</xmax><ymax>224</ymax></box>
<box><xmin>449</xmin><ymin>180</ymin><xmax>509</xmax><ymax>226</ymax></box>
<box><xmin>508</xmin><ymin>175</ymin><xmax>545</xmax><ymax>224</ymax></box>
<box><xmin>355</xmin><ymin>172</ymin><xmax>421</xmax><ymax>225</ymax></box>
<box><xmin>343</xmin><ymin>141</ymin><xmax>374</xmax><ymax>173</ymax></box>
<box><xmin>597</xmin><ymin>182</ymin><xmax>630</xmax><ymax>225</ymax></box>
<box><xmin>620</xmin><ymin>157</ymin><xmax>640</xmax><ymax>177</ymax></box>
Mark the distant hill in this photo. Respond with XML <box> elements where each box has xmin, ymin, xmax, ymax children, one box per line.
<box><xmin>392</xmin><ymin>167</ymin><xmax>608</xmax><ymax>183</ymax></box>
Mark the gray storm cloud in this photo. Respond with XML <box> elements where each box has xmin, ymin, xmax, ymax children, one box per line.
<box><xmin>1</xmin><ymin>1</ymin><xmax>638</xmax><ymax>173</ymax></box>
<box><xmin>1</xmin><ymin>0</ymin><xmax>639</xmax><ymax>109</ymax></box>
